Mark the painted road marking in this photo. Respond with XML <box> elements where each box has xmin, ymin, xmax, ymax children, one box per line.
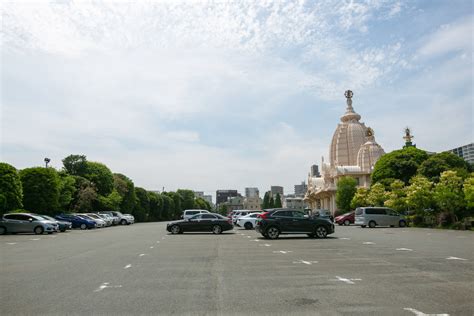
<box><xmin>332</xmin><ymin>276</ymin><xmax>362</xmax><ymax>285</ymax></box>
<box><xmin>403</xmin><ymin>307</ymin><xmax>449</xmax><ymax>315</ymax></box>
<box><xmin>446</xmin><ymin>256</ymin><xmax>467</xmax><ymax>261</ymax></box>
<box><xmin>273</xmin><ymin>251</ymin><xmax>293</xmax><ymax>254</ymax></box>
<box><xmin>124</xmin><ymin>264</ymin><xmax>132</xmax><ymax>269</ymax></box>
<box><xmin>150</xmin><ymin>246</ymin><xmax>154</xmax><ymax>249</ymax></box>
<box><xmin>6</xmin><ymin>242</ymin><xmax>17</xmax><ymax>245</ymax></box>
<box><xmin>247</xmin><ymin>236</ymin><xmax>251</xmax><ymax>238</ymax></box>
<box><xmin>50</xmin><ymin>235</ymin><xmax>57</xmax><ymax>238</ymax></box>
<box><xmin>156</xmin><ymin>241</ymin><xmax>160</xmax><ymax>244</ymax></box>
<box><xmin>293</xmin><ymin>260</ymin><xmax>318</xmax><ymax>265</ymax></box>
<box><xmin>94</xmin><ymin>282</ymin><xmax>123</xmax><ymax>292</ymax></box>
<box><xmin>139</xmin><ymin>253</ymin><xmax>147</xmax><ymax>257</ymax></box>
<box><xmin>396</xmin><ymin>248</ymin><xmax>413</xmax><ymax>251</ymax></box>
<box><xmin>253</xmin><ymin>239</ymin><xmax>260</xmax><ymax>242</ymax></box>
<box><xmin>339</xmin><ymin>237</ymin><xmax>351</xmax><ymax>240</ymax></box>
<box><xmin>259</xmin><ymin>244</ymin><xmax>272</xmax><ymax>247</ymax></box>
<box><xmin>363</xmin><ymin>242</ymin><xmax>375</xmax><ymax>245</ymax></box>
<box><xmin>30</xmin><ymin>238</ymin><xmax>40</xmax><ymax>241</ymax></box>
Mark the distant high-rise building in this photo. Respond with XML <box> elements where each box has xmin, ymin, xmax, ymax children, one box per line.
<box><xmin>294</xmin><ymin>181</ymin><xmax>307</xmax><ymax>197</ymax></box>
<box><xmin>245</xmin><ymin>187</ymin><xmax>259</xmax><ymax>198</ymax></box>
<box><xmin>310</xmin><ymin>165</ymin><xmax>320</xmax><ymax>177</ymax></box>
<box><xmin>447</xmin><ymin>143</ymin><xmax>474</xmax><ymax>165</ymax></box>
<box><xmin>194</xmin><ymin>191</ymin><xmax>204</xmax><ymax>198</ymax></box>
<box><xmin>271</xmin><ymin>186</ymin><xmax>284</xmax><ymax>197</ymax></box>
<box><xmin>216</xmin><ymin>190</ymin><xmax>239</xmax><ymax>205</ymax></box>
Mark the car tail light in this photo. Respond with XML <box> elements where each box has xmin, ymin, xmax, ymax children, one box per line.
<box><xmin>228</xmin><ymin>218</ymin><xmax>232</xmax><ymax>224</ymax></box>
<box><xmin>258</xmin><ymin>212</ymin><xmax>269</xmax><ymax>219</ymax></box>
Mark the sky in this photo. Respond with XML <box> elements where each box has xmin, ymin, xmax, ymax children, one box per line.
<box><xmin>1</xmin><ymin>0</ymin><xmax>473</xmax><ymax>201</ymax></box>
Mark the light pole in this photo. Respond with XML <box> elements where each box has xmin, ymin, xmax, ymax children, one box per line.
<box><xmin>44</xmin><ymin>157</ymin><xmax>50</xmax><ymax>168</ymax></box>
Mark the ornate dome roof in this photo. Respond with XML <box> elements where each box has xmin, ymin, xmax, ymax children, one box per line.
<box><xmin>330</xmin><ymin>90</ymin><xmax>367</xmax><ymax>166</ymax></box>
<box><xmin>357</xmin><ymin>128</ymin><xmax>385</xmax><ymax>172</ymax></box>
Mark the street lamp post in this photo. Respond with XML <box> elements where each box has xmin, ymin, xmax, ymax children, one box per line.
<box><xmin>44</xmin><ymin>157</ymin><xmax>50</xmax><ymax>168</ymax></box>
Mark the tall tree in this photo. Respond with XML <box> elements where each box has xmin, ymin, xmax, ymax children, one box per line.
<box><xmin>367</xmin><ymin>183</ymin><xmax>387</xmax><ymax>207</ymax></box>
<box><xmin>148</xmin><ymin>191</ymin><xmax>163</xmax><ymax>221</ymax></box>
<box><xmin>97</xmin><ymin>189</ymin><xmax>122</xmax><ymax>212</ymax></box>
<box><xmin>113</xmin><ymin>173</ymin><xmax>136</xmax><ymax>213</ymax></box>
<box><xmin>463</xmin><ymin>174</ymin><xmax>474</xmax><ymax>213</ymax></box>
<box><xmin>161</xmin><ymin>194</ymin><xmax>174</xmax><ymax>220</ymax></box>
<box><xmin>406</xmin><ymin>175</ymin><xmax>434</xmax><ymax>214</ymax></box>
<box><xmin>433</xmin><ymin>170</ymin><xmax>465</xmax><ymax>218</ymax></box>
<box><xmin>418</xmin><ymin>152</ymin><xmax>471</xmax><ymax>182</ymax></box>
<box><xmin>336</xmin><ymin>176</ymin><xmax>357</xmax><ymax>212</ymax></box>
<box><xmin>62</xmin><ymin>154</ymin><xmax>88</xmax><ymax>176</ymax></box>
<box><xmin>274</xmin><ymin>193</ymin><xmax>282</xmax><ymax>208</ymax></box>
<box><xmin>268</xmin><ymin>195</ymin><xmax>275</xmax><ymax>208</ymax></box>
<box><xmin>384</xmin><ymin>180</ymin><xmax>407</xmax><ymax>213</ymax></box>
<box><xmin>0</xmin><ymin>162</ymin><xmax>23</xmax><ymax>214</ymax></box>
<box><xmin>372</xmin><ymin>147</ymin><xmax>429</xmax><ymax>185</ymax></box>
<box><xmin>74</xmin><ymin>185</ymin><xmax>98</xmax><ymax>212</ymax></box>
<box><xmin>262</xmin><ymin>192</ymin><xmax>270</xmax><ymax>209</ymax></box>
<box><xmin>84</xmin><ymin>162</ymin><xmax>114</xmax><ymax>196</ymax></box>
<box><xmin>20</xmin><ymin>167</ymin><xmax>60</xmax><ymax>215</ymax></box>
<box><xmin>351</xmin><ymin>187</ymin><xmax>369</xmax><ymax>209</ymax></box>
<box><xmin>58</xmin><ymin>175</ymin><xmax>76</xmax><ymax>211</ymax></box>
<box><xmin>177</xmin><ymin>189</ymin><xmax>195</xmax><ymax>210</ymax></box>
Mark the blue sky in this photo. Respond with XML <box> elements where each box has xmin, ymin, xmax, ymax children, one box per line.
<box><xmin>1</xmin><ymin>0</ymin><xmax>472</xmax><ymax>200</ymax></box>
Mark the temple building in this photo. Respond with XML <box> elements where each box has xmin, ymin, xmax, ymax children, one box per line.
<box><xmin>305</xmin><ymin>90</ymin><xmax>385</xmax><ymax>214</ymax></box>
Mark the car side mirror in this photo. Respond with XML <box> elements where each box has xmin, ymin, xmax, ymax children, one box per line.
<box><xmin>303</xmin><ymin>215</ymin><xmax>309</xmax><ymax>218</ymax></box>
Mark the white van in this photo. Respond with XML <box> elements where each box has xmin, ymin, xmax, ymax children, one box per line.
<box><xmin>354</xmin><ymin>207</ymin><xmax>407</xmax><ymax>228</ymax></box>
<box><xmin>182</xmin><ymin>209</ymin><xmax>210</xmax><ymax>220</ymax></box>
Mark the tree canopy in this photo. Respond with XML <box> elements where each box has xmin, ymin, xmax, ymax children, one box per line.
<box><xmin>20</xmin><ymin>167</ymin><xmax>60</xmax><ymax>215</ymax></box>
<box><xmin>336</xmin><ymin>176</ymin><xmax>357</xmax><ymax>212</ymax></box>
<box><xmin>62</xmin><ymin>154</ymin><xmax>88</xmax><ymax>176</ymax></box>
<box><xmin>84</xmin><ymin>162</ymin><xmax>114</xmax><ymax>196</ymax></box>
<box><xmin>0</xmin><ymin>162</ymin><xmax>23</xmax><ymax>214</ymax></box>
<box><xmin>418</xmin><ymin>152</ymin><xmax>471</xmax><ymax>182</ymax></box>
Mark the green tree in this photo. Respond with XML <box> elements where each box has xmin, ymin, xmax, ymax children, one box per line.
<box><xmin>372</xmin><ymin>147</ymin><xmax>429</xmax><ymax>185</ymax></box>
<box><xmin>134</xmin><ymin>187</ymin><xmax>150</xmax><ymax>222</ymax></box>
<box><xmin>351</xmin><ymin>187</ymin><xmax>369</xmax><ymax>209</ymax></box>
<box><xmin>74</xmin><ymin>185</ymin><xmax>98</xmax><ymax>212</ymax></box>
<box><xmin>268</xmin><ymin>195</ymin><xmax>275</xmax><ymax>208</ymax></box>
<box><xmin>148</xmin><ymin>191</ymin><xmax>163</xmax><ymax>221</ymax></box>
<box><xmin>463</xmin><ymin>174</ymin><xmax>474</xmax><ymax>210</ymax></box>
<box><xmin>274</xmin><ymin>193</ymin><xmax>282</xmax><ymax>208</ymax></box>
<box><xmin>384</xmin><ymin>180</ymin><xmax>407</xmax><ymax>213</ymax></box>
<box><xmin>367</xmin><ymin>183</ymin><xmax>387</xmax><ymax>207</ymax></box>
<box><xmin>0</xmin><ymin>162</ymin><xmax>23</xmax><ymax>214</ymax></box>
<box><xmin>262</xmin><ymin>192</ymin><xmax>270</xmax><ymax>209</ymax></box>
<box><xmin>433</xmin><ymin>170</ymin><xmax>465</xmax><ymax>218</ymax></box>
<box><xmin>84</xmin><ymin>162</ymin><xmax>114</xmax><ymax>196</ymax></box>
<box><xmin>177</xmin><ymin>189</ymin><xmax>195</xmax><ymax>210</ymax></box>
<box><xmin>217</xmin><ymin>203</ymin><xmax>228</xmax><ymax>215</ymax></box>
<box><xmin>406</xmin><ymin>175</ymin><xmax>434</xmax><ymax>214</ymax></box>
<box><xmin>20</xmin><ymin>167</ymin><xmax>60</xmax><ymax>215</ymax></box>
<box><xmin>418</xmin><ymin>152</ymin><xmax>471</xmax><ymax>182</ymax></box>
<box><xmin>194</xmin><ymin>197</ymin><xmax>211</xmax><ymax>211</ymax></box>
<box><xmin>58</xmin><ymin>175</ymin><xmax>76</xmax><ymax>211</ymax></box>
<box><xmin>97</xmin><ymin>189</ymin><xmax>122</xmax><ymax>212</ymax></box>
<box><xmin>161</xmin><ymin>194</ymin><xmax>174</xmax><ymax>220</ymax></box>
<box><xmin>336</xmin><ymin>176</ymin><xmax>357</xmax><ymax>212</ymax></box>
<box><xmin>62</xmin><ymin>154</ymin><xmax>88</xmax><ymax>176</ymax></box>
<box><xmin>113</xmin><ymin>173</ymin><xmax>136</xmax><ymax>213</ymax></box>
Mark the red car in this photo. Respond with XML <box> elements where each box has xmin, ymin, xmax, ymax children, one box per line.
<box><xmin>335</xmin><ymin>212</ymin><xmax>355</xmax><ymax>226</ymax></box>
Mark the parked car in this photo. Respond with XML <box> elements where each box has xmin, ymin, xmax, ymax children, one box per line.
<box><xmin>312</xmin><ymin>209</ymin><xmax>334</xmax><ymax>222</ymax></box>
<box><xmin>95</xmin><ymin>213</ymin><xmax>113</xmax><ymax>226</ymax></box>
<box><xmin>122</xmin><ymin>214</ymin><xmax>135</xmax><ymax>224</ymax></box>
<box><xmin>255</xmin><ymin>208</ymin><xmax>335</xmax><ymax>239</ymax></box>
<box><xmin>104</xmin><ymin>211</ymin><xmax>134</xmax><ymax>225</ymax></box>
<box><xmin>182</xmin><ymin>209</ymin><xmax>210</xmax><ymax>220</ymax></box>
<box><xmin>167</xmin><ymin>213</ymin><xmax>233</xmax><ymax>234</ymax></box>
<box><xmin>0</xmin><ymin>213</ymin><xmax>58</xmax><ymax>235</ymax></box>
<box><xmin>38</xmin><ymin>215</ymin><xmax>72</xmax><ymax>232</ymax></box>
<box><xmin>98</xmin><ymin>212</ymin><xmax>120</xmax><ymax>225</ymax></box>
<box><xmin>232</xmin><ymin>210</ymin><xmax>261</xmax><ymax>225</ymax></box>
<box><xmin>236</xmin><ymin>213</ymin><xmax>262</xmax><ymax>229</ymax></box>
<box><xmin>76</xmin><ymin>214</ymin><xmax>106</xmax><ymax>228</ymax></box>
<box><xmin>55</xmin><ymin>214</ymin><xmax>96</xmax><ymax>229</ymax></box>
<box><xmin>354</xmin><ymin>207</ymin><xmax>407</xmax><ymax>228</ymax></box>
<box><xmin>335</xmin><ymin>212</ymin><xmax>355</xmax><ymax>226</ymax></box>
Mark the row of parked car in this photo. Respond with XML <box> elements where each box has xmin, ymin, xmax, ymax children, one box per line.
<box><xmin>0</xmin><ymin>211</ymin><xmax>135</xmax><ymax>235</ymax></box>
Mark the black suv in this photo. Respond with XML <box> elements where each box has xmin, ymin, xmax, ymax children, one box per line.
<box><xmin>255</xmin><ymin>208</ymin><xmax>334</xmax><ymax>239</ymax></box>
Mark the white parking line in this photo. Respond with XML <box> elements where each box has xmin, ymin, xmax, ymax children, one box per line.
<box><xmin>94</xmin><ymin>282</ymin><xmax>123</xmax><ymax>292</ymax></box>
<box><xmin>247</xmin><ymin>236</ymin><xmax>251</xmax><ymax>238</ymax></box>
<box><xmin>446</xmin><ymin>256</ymin><xmax>467</xmax><ymax>261</ymax></box>
<box><xmin>403</xmin><ymin>307</ymin><xmax>449</xmax><ymax>315</ymax></box>
<box><xmin>124</xmin><ymin>264</ymin><xmax>132</xmax><ymax>269</ymax></box>
<box><xmin>156</xmin><ymin>241</ymin><xmax>160</xmax><ymax>244</ymax></box>
<box><xmin>332</xmin><ymin>276</ymin><xmax>362</xmax><ymax>285</ymax></box>
<box><xmin>6</xmin><ymin>242</ymin><xmax>17</xmax><ymax>245</ymax></box>
<box><xmin>259</xmin><ymin>244</ymin><xmax>272</xmax><ymax>247</ymax></box>
<box><xmin>272</xmin><ymin>250</ymin><xmax>292</xmax><ymax>254</ymax></box>
<box><xmin>339</xmin><ymin>237</ymin><xmax>351</xmax><ymax>240</ymax></box>
<box><xmin>363</xmin><ymin>242</ymin><xmax>375</xmax><ymax>245</ymax></box>
<box><xmin>150</xmin><ymin>246</ymin><xmax>154</xmax><ymax>249</ymax></box>
<box><xmin>396</xmin><ymin>248</ymin><xmax>413</xmax><ymax>251</ymax></box>
<box><xmin>29</xmin><ymin>238</ymin><xmax>40</xmax><ymax>241</ymax></box>
<box><xmin>139</xmin><ymin>253</ymin><xmax>147</xmax><ymax>257</ymax></box>
<box><xmin>293</xmin><ymin>260</ymin><xmax>318</xmax><ymax>265</ymax></box>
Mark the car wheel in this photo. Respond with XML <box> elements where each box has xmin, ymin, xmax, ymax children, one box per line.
<box><xmin>170</xmin><ymin>225</ymin><xmax>181</xmax><ymax>234</ymax></box>
<box><xmin>266</xmin><ymin>227</ymin><xmax>280</xmax><ymax>239</ymax></box>
<box><xmin>60</xmin><ymin>228</ymin><xmax>66</xmax><ymax>232</ymax></box>
<box><xmin>399</xmin><ymin>220</ymin><xmax>407</xmax><ymax>228</ymax></box>
<box><xmin>315</xmin><ymin>226</ymin><xmax>328</xmax><ymax>238</ymax></box>
<box><xmin>120</xmin><ymin>219</ymin><xmax>127</xmax><ymax>225</ymax></box>
<box><xmin>368</xmin><ymin>221</ymin><xmax>376</xmax><ymax>228</ymax></box>
<box><xmin>0</xmin><ymin>226</ymin><xmax>6</xmax><ymax>235</ymax></box>
<box><xmin>244</xmin><ymin>222</ymin><xmax>253</xmax><ymax>230</ymax></box>
<box><xmin>212</xmin><ymin>225</ymin><xmax>222</xmax><ymax>234</ymax></box>
<box><xmin>344</xmin><ymin>220</ymin><xmax>350</xmax><ymax>226</ymax></box>
<box><xmin>80</xmin><ymin>223</ymin><xmax>87</xmax><ymax>230</ymax></box>
<box><xmin>34</xmin><ymin>226</ymin><xmax>44</xmax><ymax>235</ymax></box>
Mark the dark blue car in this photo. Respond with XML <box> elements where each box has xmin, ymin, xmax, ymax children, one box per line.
<box><xmin>55</xmin><ymin>214</ymin><xmax>96</xmax><ymax>230</ymax></box>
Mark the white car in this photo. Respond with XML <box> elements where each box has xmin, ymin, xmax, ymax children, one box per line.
<box><xmin>122</xmin><ymin>214</ymin><xmax>135</xmax><ymax>224</ymax></box>
<box><xmin>182</xmin><ymin>209</ymin><xmax>210</xmax><ymax>220</ymax></box>
<box><xmin>232</xmin><ymin>210</ymin><xmax>261</xmax><ymax>225</ymax></box>
<box><xmin>236</xmin><ymin>213</ymin><xmax>262</xmax><ymax>229</ymax></box>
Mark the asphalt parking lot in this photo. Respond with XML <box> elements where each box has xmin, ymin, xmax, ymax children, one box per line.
<box><xmin>1</xmin><ymin>223</ymin><xmax>473</xmax><ymax>316</ymax></box>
